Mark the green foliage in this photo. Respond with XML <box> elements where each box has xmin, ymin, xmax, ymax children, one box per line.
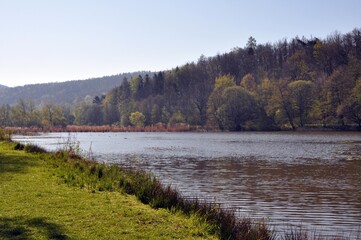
<box><xmin>129</xmin><ymin>111</ymin><xmax>146</xmax><ymax>127</ymax></box>
<box><xmin>207</xmin><ymin>76</ymin><xmax>268</xmax><ymax>130</ymax></box>
<box><xmin>0</xmin><ymin>128</ymin><xmax>11</xmax><ymax>141</ymax></box>
<box><xmin>217</xmin><ymin>86</ymin><xmax>259</xmax><ymax>130</ymax></box>
<box><xmin>24</xmin><ymin>144</ymin><xmax>47</xmax><ymax>153</ymax></box>
<box><xmin>1</xmin><ymin>29</ymin><xmax>361</xmax><ymax>130</ymax></box>
<box><xmin>340</xmin><ymin>77</ymin><xmax>361</xmax><ymax>127</ymax></box>
<box><xmin>288</xmin><ymin>80</ymin><xmax>314</xmax><ymax>127</ymax></box>
<box><xmin>214</xmin><ymin>74</ymin><xmax>237</xmax><ymax>90</ymax></box>
<box><xmin>169</xmin><ymin>111</ymin><xmax>186</xmax><ymax>125</ymax></box>
<box><xmin>241</xmin><ymin>73</ymin><xmax>257</xmax><ymax>92</ymax></box>
<box><xmin>207</xmin><ymin>75</ymin><xmax>237</xmax><ymax>129</ymax></box>
<box><xmin>0</xmin><ymin>72</ymin><xmax>151</xmax><ymax>106</ymax></box>
<box><xmin>14</xmin><ymin>142</ymin><xmax>25</xmax><ymax>150</ymax></box>
<box><xmin>41</xmin><ymin>104</ymin><xmax>67</xmax><ymax>127</ymax></box>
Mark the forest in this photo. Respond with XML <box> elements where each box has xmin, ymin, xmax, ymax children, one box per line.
<box><xmin>1</xmin><ymin>28</ymin><xmax>361</xmax><ymax>131</ymax></box>
<box><xmin>0</xmin><ymin>71</ymin><xmax>151</xmax><ymax>106</ymax></box>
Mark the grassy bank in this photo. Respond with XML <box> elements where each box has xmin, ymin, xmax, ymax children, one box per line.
<box><xmin>0</xmin><ymin>141</ymin><xmax>218</xmax><ymax>239</ymax></box>
<box><xmin>0</xmin><ymin>140</ymin><xmax>275</xmax><ymax>239</ymax></box>
<box><xmin>1</xmin><ymin>140</ymin><xmax>355</xmax><ymax>239</ymax></box>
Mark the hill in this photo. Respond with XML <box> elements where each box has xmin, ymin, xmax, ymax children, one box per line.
<box><xmin>0</xmin><ymin>72</ymin><xmax>152</xmax><ymax>106</ymax></box>
<box><xmin>94</xmin><ymin>28</ymin><xmax>361</xmax><ymax>130</ymax></box>
<box><xmin>1</xmin><ymin>28</ymin><xmax>360</xmax><ymax>130</ymax></box>
<box><xmin>0</xmin><ymin>84</ymin><xmax>8</xmax><ymax>89</ymax></box>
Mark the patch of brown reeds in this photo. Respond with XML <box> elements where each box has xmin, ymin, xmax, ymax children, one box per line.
<box><xmin>5</xmin><ymin>123</ymin><xmax>193</xmax><ymax>134</ymax></box>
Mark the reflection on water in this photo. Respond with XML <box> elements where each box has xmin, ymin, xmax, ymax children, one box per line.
<box><xmin>14</xmin><ymin>132</ymin><xmax>361</xmax><ymax>236</ymax></box>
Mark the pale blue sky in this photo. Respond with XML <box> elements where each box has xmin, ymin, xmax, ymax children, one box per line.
<box><xmin>1</xmin><ymin>0</ymin><xmax>360</xmax><ymax>87</ymax></box>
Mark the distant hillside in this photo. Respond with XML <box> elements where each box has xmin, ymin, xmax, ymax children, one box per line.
<box><xmin>0</xmin><ymin>72</ymin><xmax>152</xmax><ymax>106</ymax></box>
<box><xmin>0</xmin><ymin>84</ymin><xmax>8</xmax><ymax>89</ymax></box>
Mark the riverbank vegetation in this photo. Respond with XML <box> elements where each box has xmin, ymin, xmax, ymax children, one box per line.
<box><xmin>0</xmin><ymin>140</ymin><xmax>275</xmax><ymax>239</ymax></box>
<box><xmin>0</xmin><ymin>141</ymin><xmax>216</xmax><ymax>239</ymax></box>
<box><xmin>1</xmin><ymin>139</ymin><xmax>358</xmax><ymax>239</ymax></box>
<box><xmin>1</xmin><ymin>28</ymin><xmax>361</xmax><ymax>131</ymax></box>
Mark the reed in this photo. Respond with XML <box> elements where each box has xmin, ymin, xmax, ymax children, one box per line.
<box><xmin>5</xmin><ymin>123</ymin><xmax>193</xmax><ymax>134</ymax></box>
<box><xmin>280</xmin><ymin>226</ymin><xmax>357</xmax><ymax>240</ymax></box>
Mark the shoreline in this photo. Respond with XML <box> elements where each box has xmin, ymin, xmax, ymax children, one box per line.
<box><xmin>3</xmin><ymin>124</ymin><xmax>361</xmax><ymax>135</ymax></box>
<box><xmin>0</xmin><ymin>141</ymin><xmax>218</xmax><ymax>239</ymax></box>
<box><xmin>0</xmin><ymin>140</ymin><xmax>273</xmax><ymax>239</ymax></box>
<box><xmin>2</xmin><ymin>140</ymin><xmax>358</xmax><ymax>239</ymax></box>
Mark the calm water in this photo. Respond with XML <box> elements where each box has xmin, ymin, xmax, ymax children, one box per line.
<box><xmin>14</xmin><ymin>132</ymin><xmax>361</xmax><ymax>237</ymax></box>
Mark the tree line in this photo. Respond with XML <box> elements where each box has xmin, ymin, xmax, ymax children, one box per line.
<box><xmin>1</xmin><ymin>28</ymin><xmax>361</xmax><ymax>130</ymax></box>
<box><xmin>0</xmin><ymin>71</ymin><xmax>152</xmax><ymax>106</ymax></box>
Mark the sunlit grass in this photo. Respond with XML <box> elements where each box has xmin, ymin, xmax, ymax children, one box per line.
<box><xmin>0</xmin><ymin>141</ymin><xmax>216</xmax><ymax>239</ymax></box>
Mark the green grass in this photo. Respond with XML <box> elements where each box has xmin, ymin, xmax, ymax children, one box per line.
<box><xmin>0</xmin><ymin>141</ymin><xmax>217</xmax><ymax>239</ymax></box>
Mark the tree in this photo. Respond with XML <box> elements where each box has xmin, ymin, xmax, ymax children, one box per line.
<box><xmin>285</xmin><ymin>50</ymin><xmax>314</xmax><ymax>80</ymax></box>
<box><xmin>129</xmin><ymin>111</ymin><xmax>146</xmax><ymax>127</ymax></box>
<box><xmin>207</xmin><ymin>75</ymin><xmax>237</xmax><ymax>129</ymax></box>
<box><xmin>151</xmin><ymin>104</ymin><xmax>161</xmax><ymax>124</ymax></box>
<box><xmin>130</xmin><ymin>75</ymin><xmax>144</xmax><ymax>100</ymax></box>
<box><xmin>240</xmin><ymin>73</ymin><xmax>257</xmax><ymax>93</ymax></box>
<box><xmin>322</xmin><ymin>66</ymin><xmax>356</xmax><ymax>125</ymax></box>
<box><xmin>341</xmin><ymin>78</ymin><xmax>361</xmax><ymax>127</ymax></box>
<box><xmin>0</xmin><ymin>104</ymin><xmax>11</xmax><ymax>127</ymax></box>
<box><xmin>143</xmin><ymin>74</ymin><xmax>152</xmax><ymax>98</ymax></box>
<box><xmin>118</xmin><ymin>78</ymin><xmax>132</xmax><ymax>127</ymax></box>
<box><xmin>41</xmin><ymin>104</ymin><xmax>68</xmax><ymax>127</ymax></box>
<box><xmin>268</xmin><ymin>80</ymin><xmax>297</xmax><ymax>130</ymax></box>
<box><xmin>10</xmin><ymin>99</ymin><xmax>30</xmax><ymax>127</ymax></box>
<box><xmin>243</xmin><ymin>36</ymin><xmax>257</xmax><ymax>74</ymax></box>
<box><xmin>216</xmin><ymin>86</ymin><xmax>259</xmax><ymax>131</ymax></box>
<box><xmin>153</xmin><ymin>72</ymin><xmax>165</xmax><ymax>95</ymax></box>
<box><xmin>288</xmin><ymin>80</ymin><xmax>314</xmax><ymax>127</ymax></box>
<box><xmin>86</xmin><ymin>104</ymin><xmax>103</xmax><ymax>125</ymax></box>
<box><xmin>103</xmin><ymin>91</ymin><xmax>119</xmax><ymax>125</ymax></box>
<box><xmin>169</xmin><ymin>111</ymin><xmax>186</xmax><ymax>125</ymax></box>
<box><xmin>246</xmin><ymin>36</ymin><xmax>257</xmax><ymax>55</ymax></box>
<box><xmin>190</xmin><ymin>59</ymin><xmax>213</xmax><ymax>126</ymax></box>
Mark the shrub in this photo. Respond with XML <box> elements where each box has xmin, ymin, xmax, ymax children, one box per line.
<box><xmin>14</xmin><ymin>143</ymin><xmax>25</xmax><ymax>150</ymax></box>
<box><xmin>24</xmin><ymin>144</ymin><xmax>47</xmax><ymax>153</ymax></box>
<box><xmin>0</xmin><ymin>128</ymin><xmax>11</xmax><ymax>141</ymax></box>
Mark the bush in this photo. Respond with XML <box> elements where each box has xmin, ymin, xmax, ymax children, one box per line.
<box><xmin>0</xmin><ymin>128</ymin><xmax>11</xmax><ymax>141</ymax></box>
<box><xmin>24</xmin><ymin>144</ymin><xmax>47</xmax><ymax>153</ymax></box>
<box><xmin>14</xmin><ymin>143</ymin><xmax>25</xmax><ymax>150</ymax></box>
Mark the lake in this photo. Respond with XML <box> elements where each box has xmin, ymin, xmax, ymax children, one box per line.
<box><xmin>13</xmin><ymin>131</ymin><xmax>361</xmax><ymax>237</ymax></box>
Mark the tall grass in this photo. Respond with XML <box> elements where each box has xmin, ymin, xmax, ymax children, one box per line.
<box><xmin>5</xmin><ymin>123</ymin><xmax>192</xmax><ymax>134</ymax></box>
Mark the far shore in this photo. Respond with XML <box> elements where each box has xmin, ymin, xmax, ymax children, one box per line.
<box><xmin>4</xmin><ymin>124</ymin><xmax>361</xmax><ymax>135</ymax></box>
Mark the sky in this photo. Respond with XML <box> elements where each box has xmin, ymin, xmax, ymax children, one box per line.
<box><xmin>1</xmin><ymin>0</ymin><xmax>360</xmax><ymax>87</ymax></box>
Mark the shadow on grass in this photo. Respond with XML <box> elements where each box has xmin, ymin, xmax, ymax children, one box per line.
<box><xmin>0</xmin><ymin>216</ymin><xmax>71</xmax><ymax>240</ymax></box>
<box><xmin>0</xmin><ymin>152</ymin><xmax>36</xmax><ymax>177</ymax></box>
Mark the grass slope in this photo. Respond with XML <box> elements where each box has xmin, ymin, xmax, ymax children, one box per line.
<box><xmin>0</xmin><ymin>142</ymin><xmax>216</xmax><ymax>239</ymax></box>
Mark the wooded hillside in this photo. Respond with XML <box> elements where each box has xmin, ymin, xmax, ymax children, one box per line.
<box><xmin>1</xmin><ymin>29</ymin><xmax>361</xmax><ymax>130</ymax></box>
<box><xmin>0</xmin><ymin>72</ymin><xmax>151</xmax><ymax>106</ymax></box>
